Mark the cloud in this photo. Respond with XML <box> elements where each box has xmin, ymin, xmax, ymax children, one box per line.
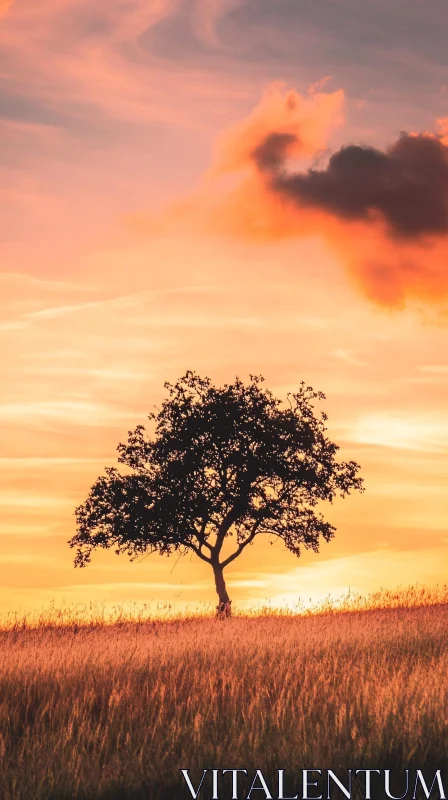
<box><xmin>0</xmin><ymin>400</ymin><xmax>133</xmax><ymax>426</ymax></box>
<box><xmin>264</xmin><ymin>133</ymin><xmax>448</xmax><ymax>240</ymax></box>
<box><xmin>417</xmin><ymin>364</ymin><xmax>448</xmax><ymax>375</ymax></box>
<box><xmin>0</xmin><ymin>554</ymin><xmax>56</xmax><ymax>565</ymax></box>
<box><xmin>257</xmin><ymin>546</ymin><xmax>448</xmax><ymax>609</ymax></box>
<box><xmin>344</xmin><ymin>411</ymin><xmax>448</xmax><ymax>451</ymax></box>
<box><xmin>334</xmin><ymin>349</ymin><xmax>367</xmax><ymax>367</ymax></box>
<box><xmin>0</xmin><ymin>491</ymin><xmax>72</xmax><ymax>509</ymax></box>
<box><xmin>157</xmin><ymin>84</ymin><xmax>448</xmax><ymax>312</ymax></box>
<box><xmin>211</xmin><ymin>82</ymin><xmax>345</xmax><ymax>175</ymax></box>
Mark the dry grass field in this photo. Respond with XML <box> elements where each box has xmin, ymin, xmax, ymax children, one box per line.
<box><xmin>0</xmin><ymin>589</ymin><xmax>447</xmax><ymax>800</ymax></box>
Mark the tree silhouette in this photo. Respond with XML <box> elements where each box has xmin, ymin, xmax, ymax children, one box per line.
<box><xmin>69</xmin><ymin>372</ymin><xmax>364</xmax><ymax>616</ymax></box>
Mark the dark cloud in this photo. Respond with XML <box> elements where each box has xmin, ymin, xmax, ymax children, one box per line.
<box><xmin>252</xmin><ymin>132</ymin><xmax>298</xmax><ymax>171</ymax></box>
<box><xmin>252</xmin><ymin>132</ymin><xmax>448</xmax><ymax>239</ymax></box>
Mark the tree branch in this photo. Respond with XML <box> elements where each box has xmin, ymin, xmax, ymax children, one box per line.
<box><xmin>220</xmin><ymin>518</ymin><xmax>262</xmax><ymax>568</ymax></box>
<box><xmin>188</xmin><ymin>542</ymin><xmax>212</xmax><ymax>564</ymax></box>
<box><xmin>194</xmin><ymin>516</ymin><xmax>213</xmax><ymax>552</ymax></box>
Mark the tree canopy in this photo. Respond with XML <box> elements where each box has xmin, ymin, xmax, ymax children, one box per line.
<box><xmin>69</xmin><ymin>371</ymin><xmax>364</xmax><ymax>615</ymax></box>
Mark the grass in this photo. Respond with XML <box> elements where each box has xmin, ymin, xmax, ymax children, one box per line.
<box><xmin>0</xmin><ymin>587</ymin><xmax>447</xmax><ymax>799</ymax></box>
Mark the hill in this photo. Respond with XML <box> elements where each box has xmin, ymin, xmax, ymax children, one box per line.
<box><xmin>0</xmin><ymin>601</ymin><xmax>447</xmax><ymax>799</ymax></box>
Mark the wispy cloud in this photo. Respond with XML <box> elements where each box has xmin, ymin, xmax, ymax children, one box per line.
<box><xmin>0</xmin><ymin>553</ymin><xmax>56</xmax><ymax>565</ymax></box>
<box><xmin>255</xmin><ymin>547</ymin><xmax>448</xmax><ymax>609</ymax></box>
<box><xmin>0</xmin><ymin>524</ymin><xmax>54</xmax><ymax>536</ymax></box>
<box><xmin>334</xmin><ymin>349</ymin><xmax>367</xmax><ymax>367</ymax></box>
<box><xmin>0</xmin><ymin>401</ymin><xmax>135</xmax><ymax>426</ymax></box>
<box><xmin>0</xmin><ymin>491</ymin><xmax>73</xmax><ymax>509</ymax></box>
<box><xmin>346</xmin><ymin>412</ymin><xmax>448</xmax><ymax>451</ymax></box>
<box><xmin>23</xmin><ymin>366</ymin><xmax>149</xmax><ymax>380</ymax></box>
<box><xmin>0</xmin><ymin>457</ymin><xmax>106</xmax><ymax>468</ymax></box>
<box><xmin>25</xmin><ymin>292</ymin><xmax>142</xmax><ymax>321</ymax></box>
<box><xmin>417</xmin><ymin>364</ymin><xmax>448</xmax><ymax>374</ymax></box>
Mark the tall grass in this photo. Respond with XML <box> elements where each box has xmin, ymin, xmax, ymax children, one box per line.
<box><xmin>2</xmin><ymin>584</ymin><xmax>447</xmax><ymax>631</ymax></box>
<box><xmin>0</xmin><ymin>588</ymin><xmax>447</xmax><ymax>799</ymax></box>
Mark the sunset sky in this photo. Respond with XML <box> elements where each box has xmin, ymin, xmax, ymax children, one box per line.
<box><xmin>1</xmin><ymin>0</ymin><xmax>448</xmax><ymax>615</ymax></box>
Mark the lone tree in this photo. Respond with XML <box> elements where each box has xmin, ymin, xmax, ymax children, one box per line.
<box><xmin>69</xmin><ymin>371</ymin><xmax>363</xmax><ymax>616</ymax></box>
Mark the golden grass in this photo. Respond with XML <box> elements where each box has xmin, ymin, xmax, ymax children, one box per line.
<box><xmin>2</xmin><ymin>584</ymin><xmax>447</xmax><ymax>631</ymax></box>
<box><xmin>0</xmin><ymin>588</ymin><xmax>447</xmax><ymax>799</ymax></box>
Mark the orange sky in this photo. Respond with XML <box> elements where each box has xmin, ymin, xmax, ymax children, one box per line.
<box><xmin>1</xmin><ymin>0</ymin><xmax>447</xmax><ymax>615</ymax></box>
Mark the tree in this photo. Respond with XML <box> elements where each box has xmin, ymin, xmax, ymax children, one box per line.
<box><xmin>69</xmin><ymin>371</ymin><xmax>364</xmax><ymax>616</ymax></box>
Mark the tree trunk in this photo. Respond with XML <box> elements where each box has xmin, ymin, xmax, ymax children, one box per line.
<box><xmin>213</xmin><ymin>563</ymin><xmax>232</xmax><ymax>619</ymax></box>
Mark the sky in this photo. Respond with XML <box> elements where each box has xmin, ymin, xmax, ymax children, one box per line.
<box><xmin>1</xmin><ymin>0</ymin><xmax>448</xmax><ymax>616</ymax></box>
